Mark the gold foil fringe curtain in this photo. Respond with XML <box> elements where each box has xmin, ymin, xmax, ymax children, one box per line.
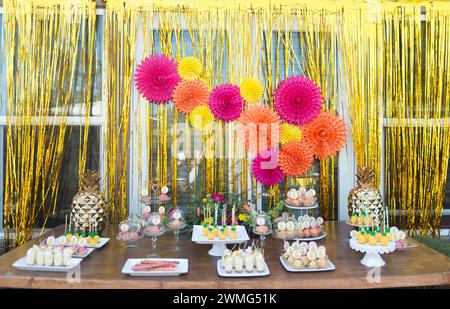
<box><xmin>3</xmin><ymin>0</ymin><xmax>96</xmax><ymax>246</ymax></box>
<box><xmin>341</xmin><ymin>3</ymin><xmax>450</xmax><ymax>236</ymax></box>
<box><xmin>105</xmin><ymin>0</ymin><xmax>450</xmax><ymax>229</ymax></box>
<box><xmin>382</xmin><ymin>5</ymin><xmax>450</xmax><ymax>236</ymax></box>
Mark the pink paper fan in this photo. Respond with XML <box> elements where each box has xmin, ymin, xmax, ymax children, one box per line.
<box><xmin>135</xmin><ymin>55</ymin><xmax>181</xmax><ymax>104</ymax></box>
<box><xmin>251</xmin><ymin>148</ymin><xmax>285</xmax><ymax>186</ymax></box>
<box><xmin>273</xmin><ymin>76</ymin><xmax>323</xmax><ymax>126</ymax></box>
<box><xmin>209</xmin><ymin>84</ymin><xmax>243</xmax><ymax>122</ymax></box>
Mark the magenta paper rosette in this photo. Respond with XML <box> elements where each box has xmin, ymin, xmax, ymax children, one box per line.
<box><xmin>273</xmin><ymin>76</ymin><xmax>323</xmax><ymax>126</ymax></box>
<box><xmin>209</xmin><ymin>84</ymin><xmax>243</xmax><ymax>122</ymax></box>
<box><xmin>135</xmin><ymin>55</ymin><xmax>181</xmax><ymax>104</ymax></box>
<box><xmin>251</xmin><ymin>148</ymin><xmax>285</xmax><ymax>186</ymax></box>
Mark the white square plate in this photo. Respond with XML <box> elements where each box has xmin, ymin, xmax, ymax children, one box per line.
<box><xmin>217</xmin><ymin>260</ymin><xmax>270</xmax><ymax>277</ymax></box>
<box><xmin>191</xmin><ymin>225</ymin><xmax>249</xmax><ymax>244</ymax></box>
<box><xmin>279</xmin><ymin>256</ymin><xmax>336</xmax><ymax>272</ymax></box>
<box><xmin>121</xmin><ymin>258</ymin><xmax>189</xmax><ymax>276</ymax></box>
<box><xmin>12</xmin><ymin>257</ymin><xmax>82</xmax><ymax>272</ymax></box>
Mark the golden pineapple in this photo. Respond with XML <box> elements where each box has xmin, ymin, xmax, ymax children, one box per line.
<box><xmin>71</xmin><ymin>170</ymin><xmax>107</xmax><ymax>234</ymax></box>
<box><xmin>348</xmin><ymin>167</ymin><xmax>384</xmax><ymax>224</ymax></box>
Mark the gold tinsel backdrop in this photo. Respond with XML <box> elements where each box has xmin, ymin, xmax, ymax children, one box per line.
<box><xmin>2</xmin><ymin>0</ymin><xmax>450</xmax><ymax>244</ymax></box>
<box><xmin>104</xmin><ymin>0</ymin><xmax>450</xmax><ymax>235</ymax></box>
<box><xmin>3</xmin><ymin>0</ymin><xmax>96</xmax><ymax>246</ymax></box>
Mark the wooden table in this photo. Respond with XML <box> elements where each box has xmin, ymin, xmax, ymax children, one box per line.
<box><xmin>0</xmin><ymin>221</ymin><xmax>449</xmax><ymax>289</ymax></box>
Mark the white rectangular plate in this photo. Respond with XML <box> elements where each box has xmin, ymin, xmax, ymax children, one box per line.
<box><xmin>13</xmin><ymin>257</ymin><xmax>82</xmax><ymax>272</ymax></box>
<box><xmin>191</xmin><ymin>225</ymin><xmax>249</xmax><ymax>244</ymax></box>
<box><xmin>217</xmin><ymin>260</ymin><xmax>270</xmax><ymax>277</ymax></box>
<box><xmin>279</xmin><ymin>256</ymin><xmax>336</xmax><ymax>272</ymax></box>
<box><xmin>72</xmin><ymin>247</ymin><xmax>95</xmax><ymax>258</ymax></box>
<box><xmin>121</xmin><ymin>258</ymin><xmax>189</xmax><ymax>276</ymax></box>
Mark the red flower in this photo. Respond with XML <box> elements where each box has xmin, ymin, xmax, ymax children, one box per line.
<box><xmin>226</xmin><ymin>219</ymin><xmax>232</xmax><ymax>225</ymax></box>
<box><xmin>211</xmin><ymin>193</ymin><xmax>224</xmax><ymax>202</ymax></box>
<box><xmin>196</xmin><ymin>207</ymin><xmax>201</xmax><ymax>217</ymax></box>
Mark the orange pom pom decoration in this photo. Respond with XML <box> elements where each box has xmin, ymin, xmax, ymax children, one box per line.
<box><xmin>279</xmin><ymin>140</ymin><xmax>314</xmax><ymax>176</ymax></box>
<box><xmin>302</xmin><ymin>111</ymin><xmax>347</xmax><ymax>159</ymax></box>
<box><xmin>237</xmin><ymin>105</ymin><xmax>281</xmax><ymax>153</ymax></box>
<box><xmin>172</xmin><ymin>80</ymin><xmax>210</xmax><ymax>114</ymax></box>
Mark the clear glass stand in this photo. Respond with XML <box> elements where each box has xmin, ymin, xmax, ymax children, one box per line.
<box><xmin>147</xmin><ymin>236</ymin><xmax>159</xmax><ymax>258</ymax></box>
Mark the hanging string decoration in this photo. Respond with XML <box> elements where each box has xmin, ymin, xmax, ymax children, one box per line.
<box><xmin>251</xmin><ymin>148</ymin><xmax>285</xmax><ymax>186</ymax></box>
<box><xmin>280</xmin><ymin>123</ymin><xmax>302</xmax><ymax>145</ymax></box>
<box><xmin>188</xmin><ymin>105</ymin><xmax>215</xmax><ymax>131</ymax></box>
<box><xmin>237</xmin><ymin>105</ymin><xmax>281</xmax><ymax>153</ymax></box>
<box><xmin>302</xmin><ymin>111</ymin><xmax>347</xmax><ymax>159</ymax></box>
<box><xmin>173</xmin><ymin>80</ymin><xmax>210</xmax><ymax>114</ymax></box>
<box><xmin>279</xmin><ymin>140</ymin><xmax>314</xmax><ymax>176</ymax></box>
<box><xmin>135</xmin><ymin>55</ymin><xmax>181</xmax><ymax>104</ymax></box>
<box><xmin>209</xmin><ymin>83</ymin><xmax>243</xmax><ymax>122</ymax></box>
<box><xmin>240</xmin><ymin>77</ymin><xmax>264</xmax><ymax>103</ymax></box>
<box><xmin>177</xmin><ymin>56</ymin><xmax>203</xmax><ymax>80</ymax></box>
<box><xmin>274</xmin><ymin>75</ymin><xmax>323</xmax><ymax>126</ymax></box>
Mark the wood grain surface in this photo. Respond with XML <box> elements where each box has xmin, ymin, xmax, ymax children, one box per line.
<box><xmin>0</xmin><ymin>221</ymin><xmax>449</xmax><ymax>289</ymax></box>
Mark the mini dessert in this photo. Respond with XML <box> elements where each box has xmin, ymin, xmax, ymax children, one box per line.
<box><xmin>256</xmin><ymin>225</ymin><xmax>268</xmax><ymax>235</ymax></box>
<box><xmin>222</xmin><ymin>245</ymin><xmax>265</xmax><ymax>274</ymax></box>
<box><xmin>283</xmin><ymin>241</ymin><xmax>330</xmax><ymax>270</ymax></box>
<box><xmin>159</xmin><ymin>193</ymin><xmax>170</xmax><ymax>202</ymax></box>
<box><xmin>219</xmin><ymin>228</ymin><xmax>227</xmax><ymax>240</ymax></box>
<box><xmin>131</xmin><ymin>259</ymin><xmax>179</xmax><ymax>272</ymax></box>
<box><xmin>286</xmin><ymin>187</ymin><xmax>317</xmax><ymax>208</ymax></box>
<box><xmin>25</xmin><ymin>245</ymin><xmax>72</xmax><ymax>267</ymax></box>
<box><xmin>208</xmin><ymin>227</ymin><xmax>215</xmax><ymax>240</ymax></box>
<box><xmin>395</xmin><ymin>230</ymin><xmax>408</xmax><ymax>249</ymax></box>
<box><xmin>202</xmin><ymin>222</ymin><xmax>209</xmax><ymax>236</ymax></box>
<box><xmin>230</xmin><ymin>227</ymin><xmax>237</xmax><ymax>239</ymax></box>
<box><xmin>369</xmin><ymin>232</ymin><xmax>377</xmax><ymax>246</ymax></box>
<box><xmin>295</xmin><ymin>215</ymin><xmax>325</xmax><ymax>239</ymax></box>
<box><xmin>26</xmin><ymin>248</ymin><xmax>36</xmax><ymax>265</ymax></box>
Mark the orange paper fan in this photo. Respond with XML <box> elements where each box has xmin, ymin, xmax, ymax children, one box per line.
<box><xmin>173</xmin><ymin>80</ymin><xmax>210</xmax><ymax>114</ymax></box>
<box><xmin>302</xmin><ymin>111</ymin><xmax>347</xmax><ymax>159</ymax></box>
<box><xmin>279</xmin><ymin>140</ymin><xmax>314</xmax><ymax>176</ymax></box>
<box><xmin>237</xmin><ymin>105</ymin><xmax>281</xmax><ymax>153</ymax></box>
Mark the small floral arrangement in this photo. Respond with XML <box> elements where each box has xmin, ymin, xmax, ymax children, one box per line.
<box><xmin>185</xmin><ymin>193</ymin><xmax>256</xmax><ymax>233</ymax></box>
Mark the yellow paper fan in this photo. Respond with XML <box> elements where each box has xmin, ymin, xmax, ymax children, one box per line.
<box><xmin>189</xmin><ymin>105</ymin><xmax>214</xmax><ymax>130</ymax></box>
<box><xmin>240</xmin><ymin>78</ymin><xmax>264</xmax><ymax>103</ymax></box>
<box><xmin>178</xmin><ymin>57</ymin><xmax>203</xmax><ymax>80</ymax></box>
<box><xmin>280</xmin><ymin>123</ymin><xmax>302</xmax><ymax>145</ymax></box>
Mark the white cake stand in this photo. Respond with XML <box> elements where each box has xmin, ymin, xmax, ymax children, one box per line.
<box><xmin>349</xmin><ymin>238</ymin><xmax>396</xmax><ymax>267</ymax></box>
<box><xmin>191</xmin><ymin>225</ymin><xmax>250</xmax><ymax>256</ymax></box>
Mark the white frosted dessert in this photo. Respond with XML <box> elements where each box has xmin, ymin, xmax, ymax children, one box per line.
<box><xmin>26</xmin><ymin>248</ymin><xmax>36</xmax><ymax>265</ymax></box>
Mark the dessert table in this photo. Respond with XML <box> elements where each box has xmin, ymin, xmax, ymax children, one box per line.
<box><xmin>0</xmin><ymin>222</ymin><xmax>448</xmax><ymax>289</ymax></box>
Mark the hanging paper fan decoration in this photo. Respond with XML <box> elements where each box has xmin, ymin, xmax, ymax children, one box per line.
<box><xmin>302</xmin><ymin>110</ymin><xmax>347</xmax><ymax>159</ymax></box>
<box><xmin>209</xmin><ymin>84</ymin><xmax>243</xmax><ymax>122</ymax></box>
<box><xmin>188</xmin><ymin>105</ymin><xmax>215</xmax><ymax>131</ymax></box>
<box><xmin>173</xmin><ymin>80</ymin><xmax>210</xmax><ymax>114</ymax></box>
<box><xmin>273</xmin><ymin>75</ymin><xmax>323</xmax><ymax>126</ymax></box>
<box><xmin>178</xmin><ymin>57</ymin><xmax>203</xmax><ymax>80</ymax></box>
<box><xmin>240</xmin><ymin>78</ymin><xmax>264</xmax><ymax>103</ymax></box>
<box><xmin>135</xmin><ymin>55</ymin><xmax>181</xmax><ymax>104</ymax></box>
<box><xmin>280</xmin><ymin>123</ymin><xmax>302</xmax><ymax>145</ymax></box>
<box><xmin>251</xmin><ymin>148</ymin><xmax>285</xmax><ymax>186</ymax></box>
<box><xmin>237</xmin><ymin>105</ymin><xmax>281</xmax><ymax>153</ymax></box>
<box><xmin>279</xmin><ymin>140</ymin><xmax>314</xmax><ymax>176</ymax></box>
